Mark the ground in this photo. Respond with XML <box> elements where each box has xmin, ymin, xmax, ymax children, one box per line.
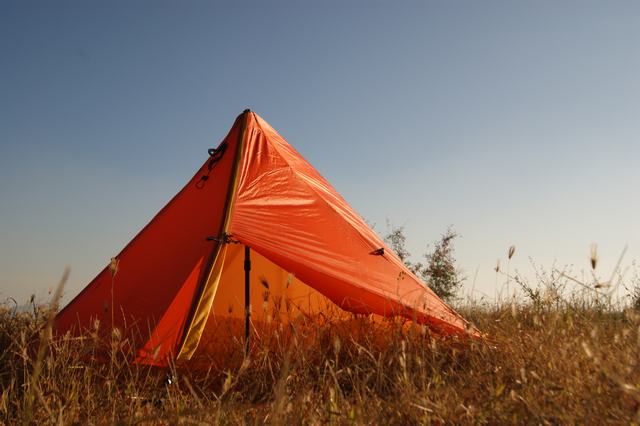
<box><xmin>1</xmin><ymin>299</ymin><xmax>639</xmax><ymax>424</ymax></box>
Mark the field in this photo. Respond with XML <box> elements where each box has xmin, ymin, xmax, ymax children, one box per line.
<box><xmin>1</xmin><ymin>284</ymin><xmax>640</xmax><ymax>424</ymax></box>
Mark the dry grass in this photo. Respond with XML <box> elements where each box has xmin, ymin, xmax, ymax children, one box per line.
<box><xmin>1</xmin><ymin>288</ymin><xmax>640</xmax><ymax>424</ymax></box>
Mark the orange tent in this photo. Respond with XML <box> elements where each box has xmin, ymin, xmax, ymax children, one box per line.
<box><xmin>54</xmin><ymin>110</ymin><xmax>477</xmax><ymax>367</ymax></box>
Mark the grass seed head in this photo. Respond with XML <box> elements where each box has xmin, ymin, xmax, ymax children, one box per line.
<box><xmin>590</xmin><ymin>244</ymin><xmax>598</xmax><ymax>270</ymax></box>
<box><xmin>109</xmin><ymin>257</ymin><xmax>119</xmax><ymax>277</ymax></box>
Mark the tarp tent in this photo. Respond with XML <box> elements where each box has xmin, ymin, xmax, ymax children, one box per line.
<box><xmin>54</xmin><ymin>110</ymin><xmax>476</xmax><ymax>367</ymax></box>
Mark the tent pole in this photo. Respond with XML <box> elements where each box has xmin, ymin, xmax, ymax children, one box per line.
<box><xmin>244</xmin><ymin>245</ymin><xmax>251</xmax><ymax>355</ymax></box>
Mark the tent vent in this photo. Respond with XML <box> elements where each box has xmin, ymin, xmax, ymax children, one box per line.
<box><xmin>369</xmin><ymin>248</ymin><xmax>385</xmax><ymax>256</ymax></box>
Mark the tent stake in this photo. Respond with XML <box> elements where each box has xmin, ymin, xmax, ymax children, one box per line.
<box><xmin>244</xmin><ymin>245</ymin><xmax>251</xmax><ymax>356</ymax></box>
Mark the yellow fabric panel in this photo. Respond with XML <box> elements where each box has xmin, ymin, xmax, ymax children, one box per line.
<box><xmin>176</xmin><ymin>111</ymin><xmax>250</xmax><ymax>362</ymax></box>
<box><xmin>176</xmin><ymin>244</ymin><xmax>228</xmax><ymax>361</ymax></box>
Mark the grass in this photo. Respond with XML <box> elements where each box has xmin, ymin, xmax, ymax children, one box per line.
<box><xmin>1</xmin><ymin>277</ymin><xmax>640</xmax><ymax>424</ymax></box>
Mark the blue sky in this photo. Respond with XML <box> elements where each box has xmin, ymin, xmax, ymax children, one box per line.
<box><xmin>1</xmin><ymin>1</ymin><xmax>639</xmax><ymax>304</ymax></box>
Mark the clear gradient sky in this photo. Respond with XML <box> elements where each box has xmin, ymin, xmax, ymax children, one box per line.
<box><xmin>1</xmin><ymin>1</ymin><xmax>639</xmax><ymax>305</ymax></box>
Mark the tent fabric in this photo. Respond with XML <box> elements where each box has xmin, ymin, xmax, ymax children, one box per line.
<box><xmin>229</xmin><ymin>113</ymin><xmax>471</xmax><ymax>336</ymax></box>
<box><xmin>54</xmin><ymin>110</ymin><xmax>477</xmax><ymax>367</ymax></box>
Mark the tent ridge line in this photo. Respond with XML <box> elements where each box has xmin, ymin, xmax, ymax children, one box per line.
<box><xmin>176</xmin><ymin>109</ymin><xmax>252</xmax><ymax>360</ymax></box>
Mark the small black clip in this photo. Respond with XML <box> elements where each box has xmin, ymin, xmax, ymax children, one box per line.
<box><xmin>369</xmin><ymin>247</ymin><xmax>385</xmax><ymax>256</ymax></box>
<box><xmin>206</xmin><ymin>233</ymin><xmax>240</xmax><ymax>244</ymax></box>
<box><xmin>197</xmin><ymin>143</ymin><xmax>229</xmax><ymax>189</ymax></box>
<box><xmin>195</xmin><ymin>175</ymin><xmax>209</xmax><ymax>189</ymax></box>
<box><xmin>207</xmin><ymin>143</ymin><xmax>227</xmax><ymax>170</ymax></box>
